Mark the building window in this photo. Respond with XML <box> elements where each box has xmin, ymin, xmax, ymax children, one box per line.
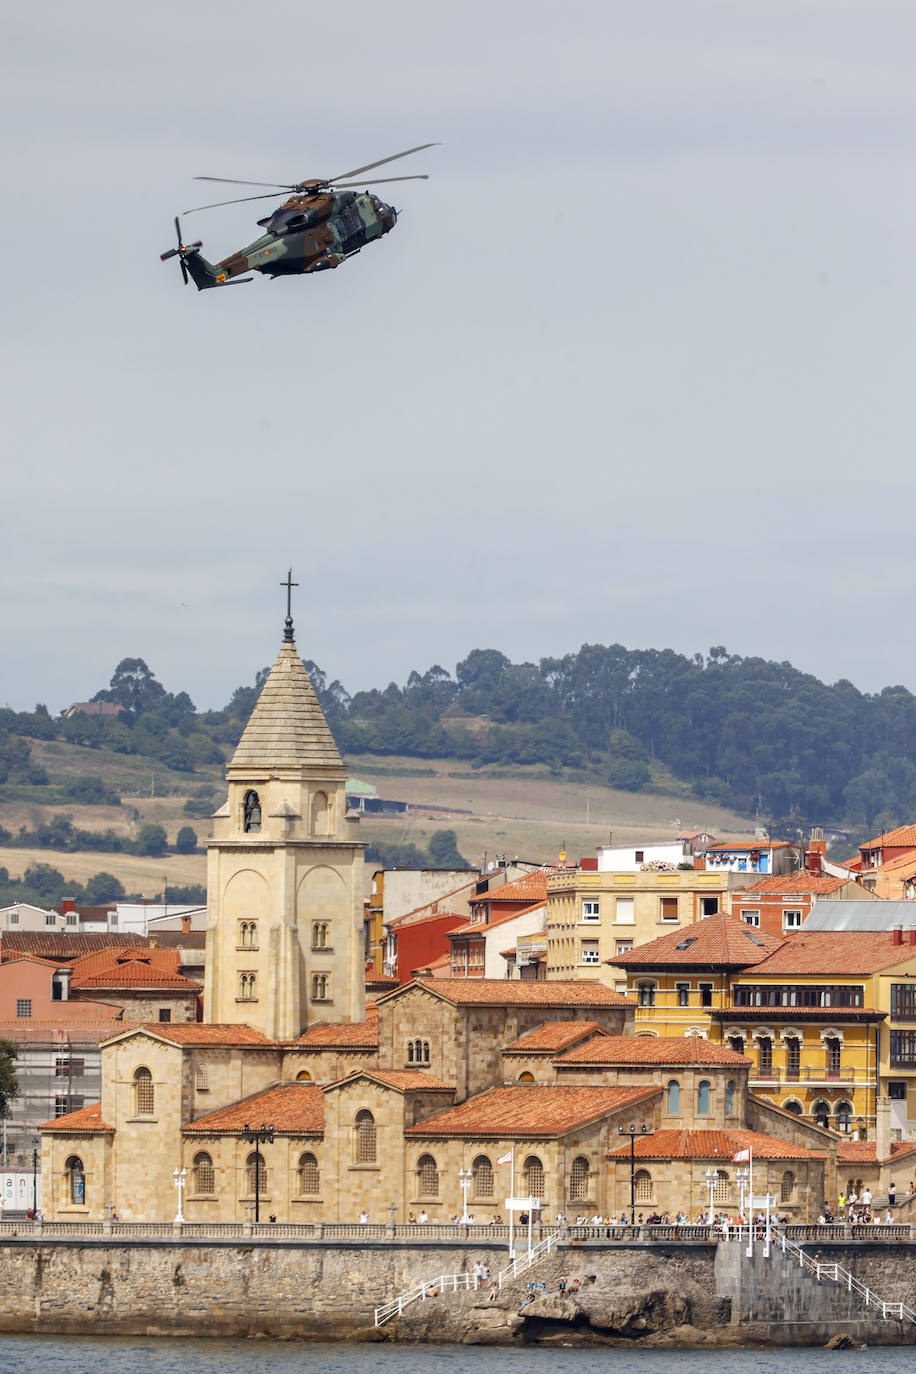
<box><xmin>835</xmin><ymin>1101</ymin><xmax>852</xmax><ymax>1133</ymax></box>
<box><xmin>238</xmin><ymin>921</ymin><xmax>258</xmax><ymax>950</ymax></box>
<box><xmin>16</xmin><ymin>999</ymin><xmax>31</xmax><ymax>1018</ymax></box>
<box><xmin>725</xmin><ymin>1080</ymin><xmax>736</xmax><ymax>1115</ymax></box>
<box><xmin>417</xmin><ymin>1153</ymin><xmax>439</xmax><ymax>1197</ymax></box>
<box><xmin>311</xmin><ymin>790</ymin><xmax>329</xmax><ymax>834</ymax></box>
<box><xmin>615</xmin><ymin>898</ymin><xmax>634</xmax><ymax>925</ymax></box>
<box><xmin>193</xmin><ymin>1151</ymin><xmax>215</xmax><ymax>1194</ymax></box>
<box><xmin>51</xmin><ymin>979</ymin><xmax>63</xmax><ymax>1002</ymax></box>
<box><xmin>311</xmin><ymin>973</ymin><xmax>329</xmax><ymax>1001</ymax></box>
<box><xmin>780</xmin><ymin>1170</ymin><xmax>795</xmax><ymax>1202</ymax></box>
<box><xmin>890</xmin><ymin>1031</ymin><xmax>916</xmax><ymax>1067</ymax></box>
<box><xmin>518</xmin><ymin>1071</ymin><xmax>535</xmax><ymax>1082</ymax></box>
<box><xmin>65</xmin><ymin>910</ymin><xmax>78</xmax><ymax>925</ymax></box>
<box><xmin>312</xmin><ymin>922</ymin><xmax>329</xmax><ymax>949</ymax></box>
<box><xmin>676</xmin><ymin>982</ymin><xmax>690</xmax><ymax>1007</ymax></box>
<box><xmin>728</xmin><ymin>1035</ymin><xmax>745</xmax><ymax>1056</ymax></box>
<box><xmin>667</xmin><ymin>1080</ymin><xmax>680</xmax><ymax>1113</ymax></box>
<box><xmin>55</xmin><ymin>1095</ymin><xmax>84</xmax><ymax>1116</ymax></box>
<box><xmin>196</xmin><ymin>1065</ymin><xmax>209</xmax><ymax>1091</ymax></box>
<box><xmin>133</xmin><ymin>1066</ymin><xmax>155</xmax><ymax>1116</ymax></box>
<box><xmin>812</xmin><ymin>1100</ymin><xmax>830</xmax><ymax>1128</ymax></box>
<box><xmin>407</xmin><ymin>1039</ymin><xmax>430</xmax><ymax>1064</ymax></box>
<box><xmin>825</xmin><ymin>1036</ymin><xmax>841</xmax><ymax>1076</ymax></box>
<box><xmin>784</xmin><ymin>910</ymin><xmax>803</xmax><ymax>930</ymax></box>
<box><xmin>243</xmin><ymin>789</ymin><xmax>261</xmax><ymax>833</ymax></box>
<box><xmin>581</xmin><ymin>900</ymin><xmax>600</xmax><ymax>922</ymax></box>
<box><xmin>713</xmin><ymin>1169</ymin><xmax>728</xmax><ymax>1203</ymax></box>
<box><xmin>7</xmin><ymin>912</ymin><xmax>18</xmax><ymax>926</ymax></box>
<box><xmin>699</xmin><ymin>983</ymin><xmax>713</xmax><ymax>1008</ymax></box>
<box><xmin>697</xmin><ymin>1079</ymin><xmax>711</xmax><ymax>1115</ymax></box>
<box><xmin>299</xmin><ymin>1152</ymin><xmax>320</xmax><ymax>1195</ymax></box>
<box><xmin>296</xmin><ymin>1069</ymin><xmax>313</xmax><ymax>1082</ymax></box>
<box><xmin>472</xmin><ymin>1154</ymin><xmax>493</xmax><ymax>1198</ymax></box>
<box><xmin>742</xmin><ymin>911</ymin><xmax>760</xmax><ymax>928</ymax></box>
<box><xmin>524</xmin><ymin>1155</ymin><xmax>544</xmax><ymax>1199</ymax></box>
<box><xmin>634</xmin><ymin>1169</ymin><xmax>653</xmax><ymax>1203</ymax></box>
<box><xmin>569</xmin><ymin>1156</ymin><xmax>590</xmax><ymax>1202</ymax></box>
<box><xmin>637</xmin><ymin>982</ymin><xmax>656</xmax><ymax>1007</ymax></box>
<box><xmin>700</xmin><ymin>896</ymin><xmax>719</xmax><ymax>917</ymax></box>
<box><xmin>580</xmin><ymin>939</ymin><xmax>599</xmax><ymax>965</ymax></box>
<box><xmin>635</xmin><ymin>851</ymin><xmax>644</xmax><ymax>863</ymax></box>
<box><xmin>355</xmin><ymin>1110</ymin><xmax>376</xmax><ymax>1164</ymax></box>
<box><xmin>660</xmin><ymin>897</ymin><xmax>678</xmax><ymax>922</ymax></box>
<box><xmin>783</xmin><ymin>1099</ymin><xmax>802</xmax><ymax>1115</ymax></box>
<box><xmin>55</xmin><ymin>1058</ymin><xmax>85</xmax><ymax>1078</ymax></box>
<box><xmin>45</xmin><ymin>912</ymin><xmax>57</xmax><ymax>927</ymax></box>
<box><xmin>66</xmin><ymin>1155</ymin><xmax>85</xmax><ymax>1206</ymax></box>
<box><xmin>246</xmin><ymin>1152</ymin><xmax>267</xmax><ymax>1195</ymax></box>
<box><xmin>757</xmin><ymin>1037</ymin><xmax>773</xmax><ymax>1076</ymax></box>
<box><xmin>785</xmin><ymin>1037</ymin><xmax>801</xmax><ymax>1081</ymax></box>
<box><xmin>158</xmin><ymin>1008</ymin><xmax>171</xmax><ymax>1023</ymax></box>
<box><xmin>615</xmin><ymin>940</ymin><xmax>633</xmax><ymax>956</ymax></box>
<box><xmin>238</xmin><ymin>972</ymin><xmax>257</xmax><ymax>1000</ymax></box>
<box><xmin>888</xmin><ymin>1080</ymin><xmax>907</xmax><ymax>1100</ymax></box>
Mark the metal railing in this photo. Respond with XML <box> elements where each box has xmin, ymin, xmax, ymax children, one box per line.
<box><xmin>374</xmin><ymin>1271</ymin><xmax>475</xmax><ymax>1326</ymax></box>
<box><xmin>777</xmin><ymin>1228</ymin><xmax>916</xmax><ymax>1323</ymax></box>
<box><xmin>496</xmin><ymin>1232</ymin><xmax>556</xmax><ymax>1287</ymax></box>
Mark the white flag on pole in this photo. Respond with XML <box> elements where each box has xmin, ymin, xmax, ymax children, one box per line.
<box><xmin>496</xmin><ymin>1150</ymin><xmax>514</xmax><ymax>1165</ymax></box>
<box><xmin>731</xmin><ymin>1148</ymin><xmax>751</xmax><ymax>1162</ymax></box>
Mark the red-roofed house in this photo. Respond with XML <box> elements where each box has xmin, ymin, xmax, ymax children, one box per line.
<box><xmin>733</xmin><ymin>872</ymin><xmax>875</xmax><ymax>939</ymax></box>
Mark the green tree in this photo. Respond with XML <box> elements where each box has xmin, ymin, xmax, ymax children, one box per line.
<box><xmin>0</xmin><ymin>1039</ymin><xmax>20</xmax><ymax>1121</ymax></box>
<box><xmin>84</xmin><ymin>872</ymin><xmax>126</xmax><ymax>904</ymax></box>
<box><xmin>135</xmin><ymin>823</ymin><xmax>168</xmax><ymax>857</ymax></box>
<box><xmin>175</xmin><ymin>826</ymin><xmax>198</xmax><ymax>854</ymax></box>
<box><xmin>427</xmin><ymin>829</ymin><xmax>470</xmax><ymax>868</ymax></box>
<box><xmin>98</xmin><ymin>658</ymin><xmax>166</xmax><ymax>720</ymax></box>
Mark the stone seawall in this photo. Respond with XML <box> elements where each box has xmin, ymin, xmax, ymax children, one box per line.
<box><xmin>0</xmin><ymin>1236</ymin><xmax>913</xmax><ymax>1347</ymax></box>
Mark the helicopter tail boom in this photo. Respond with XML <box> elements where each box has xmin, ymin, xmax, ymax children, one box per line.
<box><xmin>161</xmin><ymin>216</ymin><xmax>249</xmax><ymax>290</ymax></box>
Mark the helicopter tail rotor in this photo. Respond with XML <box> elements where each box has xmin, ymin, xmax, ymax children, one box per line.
<box><xmin>160</xmin><ymin>215</ymin><xmax>203</xmax><ymax>286</ymax></box>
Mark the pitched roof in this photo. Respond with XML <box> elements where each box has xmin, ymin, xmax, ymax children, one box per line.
<box><xmin>327</xmin><ymin>1068</ymin><xmax>454</xmax><ymax>1092</ymax></box>
<box><xmin>503</xmin><ymin>1021</ymin><xmax>609</xmax><ymax>1054</ymax></box>
<box><xmin>0</xmin><ymin>932</ymin><xmax>149</xmax><ymax>960</ymax></box>
<box><xmin>739</xmin><ymin>874</ymin><xmax>848</xmax><ymax>895</ymax></box>
<box><xmin>449</xmin><ymin>901</ymin><xmax>546</xmax><ymax>938</ymax></box>
<box><xmin>387</xmin><ymin>977</ymin><xmax>632</xmax><ymax>1007</ymax></box>
<box><xmin>611</xmin><ymin>914</ymin><xmax>783</xmax><ymax>970</ymax></box>
<box><xmin>0</xmin><ymin>1019</ymin><xmax>123</xmax><ymax>1045</ymax></box>
<box><xmin>837</xmin><ymin>1139</ymin><xmax>916</xmax><ymax>1165</ymax></box>
<box><xmin>185</xmin><ymin>1082</ymin><xmax>324</xmax><ymax>1135</ymax></box>
<box><xmin>606</xmin><ymin>1128</ymin><xmax>825</xmax><ymax>1161</ymax></box>
<box><xmin>470</xmin><ymin>871</ymin><xmax>550</xmax><ymax>908</ymax></box>
<box><xmin>70</xmin><ymin>948</ymin><xmax>201</xmax><ymax>992</ymax></box>
<box><xmin>229</xmin><ymin>640</ymin><xmax>342</xmax><ymax>772</ymax></box>
<box><xmin>861</xmin><ymin>825</ymin><xmax>916</xmax><ymax>851</ymax></box>
<box><xmin>738</xmin><ymin>930</ymin><xmax>916</xmax><ymax>976</ymax></box>
<box><xmin>405</xmin><ymin>1084</ymin><xmax>660</xmax><ymax>1137</ymax></box>
<box><xmin>296</xmin><ymin>1016</ymin><xmax>379</xmax><ymax>1049</ymax></box>
<box><xmin>102</xmin><ymin>1023</ymin><xmax>276</xmax><ymax>1048</ymax></box>
<box><xmin>555</xmin><ymin>1035</ymin><xmax>750</xmax><ymax>1067</ymax></box>
<box><xmin>40</xmin><ymin>1102</ymin><xmax>114</xmax><ymax>1133</ymax></box>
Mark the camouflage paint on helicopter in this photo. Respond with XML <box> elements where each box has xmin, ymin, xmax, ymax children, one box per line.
<box><xmin>161</xmin><ymin>145</ymin><xmax>435</xmax><ymax>292</ymax></box>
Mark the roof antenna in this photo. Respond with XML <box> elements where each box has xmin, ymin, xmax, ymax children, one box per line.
<box><xmin>281</xmin><ymin>568</ymin><xmax>299</xmax><ymax>642</ymax></box>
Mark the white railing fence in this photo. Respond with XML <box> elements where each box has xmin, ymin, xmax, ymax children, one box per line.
<box><xmin>374</xmin><ymin>1234</ymin><xmax>557</xmax><ymax>1327</ymax></box>
<box><xmin>777</xmin><ymin>1228</ymin><xmax>916</xmax><ymax>1324</ymax></box>
<box><xmin>497</xmin><ymin>1233</ymin><xmax>556</xmax><ymax>1289</ymax></box>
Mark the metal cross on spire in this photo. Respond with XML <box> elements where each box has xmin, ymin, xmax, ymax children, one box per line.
<box><xmin>281</xmin><ymin>568</ymin><xmax>299</xmax><ymax>642</ymax></box>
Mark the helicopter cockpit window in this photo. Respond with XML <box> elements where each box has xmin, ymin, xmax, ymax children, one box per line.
<box><xmin>270</xmin><ymin>210</ymin><xmax>308</xmax><ymax>233</ymax></box>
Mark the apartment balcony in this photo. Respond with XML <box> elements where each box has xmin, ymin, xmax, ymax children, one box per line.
<box><xmin>748</xmin><ymin>1066</ymin><xmax>861</xmax><ymax>1086</ymax></box>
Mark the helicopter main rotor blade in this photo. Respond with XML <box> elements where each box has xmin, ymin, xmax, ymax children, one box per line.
<box><xmin>183</xmin><ymin>191</ymin><xmax>288</xmax><ymax>214</ymax></box>
<box><xmin>333</xmin><ymin>175</ymin><xmax>430</xmax><ymax>187</ymax></box>
<box><xmin>193</xmin><ymin>176</ymin><xmax>296</xmax><ymax>189</ymax></box>
<box><xmin>323</xmin><ymin>142</ymin><xmax>439</xmax><ymax>184</ymax></box>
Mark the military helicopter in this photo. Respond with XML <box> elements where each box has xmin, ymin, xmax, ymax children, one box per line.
<box><xmin>160</xmin><ymin>142</ymin><xmax>437</xmax><ymax>291</ymax></box>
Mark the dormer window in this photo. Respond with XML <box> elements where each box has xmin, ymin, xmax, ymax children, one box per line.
<box><xmin>243</xmin><ymin>790</ymin><xmax>262</xmax><ymax>833</ymax></box>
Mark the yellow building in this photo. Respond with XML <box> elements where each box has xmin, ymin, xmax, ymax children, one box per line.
<box><xmin>613</xmin><ymin>914</ymin><xmax>916</xmax><ymax>1139</ymax></box>
<box><xmin>546</xmin><ymin>865</ymin><xmax>749</xmax><ymax>989</ymax></box>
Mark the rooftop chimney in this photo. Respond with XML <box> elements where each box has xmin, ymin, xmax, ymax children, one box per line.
<box><xmin>893</xmin><ymin>925</ymin><xmax>904</xmax><ymax>946</ymax></box>
<box><xmin>181</xmin><ymin>914</ymin><xmax>191</xmax><ymax>935</ymax></box>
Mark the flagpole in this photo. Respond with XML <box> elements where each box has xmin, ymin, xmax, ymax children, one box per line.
<box><xmin>746</xmin><ymin>1147</ymin><xmax>754</xmax><ymax>1258</ymax></box>
<box><xmin>509</xmin><ymin>1152</ymin><xmax>515</xmax><ymax>1259</ymax></box>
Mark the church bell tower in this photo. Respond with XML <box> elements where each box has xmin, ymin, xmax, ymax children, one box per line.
<box><xmin>204</xmin><ymin>577</ymin><xmax>365</xmax><ymax>1038</ymax></box>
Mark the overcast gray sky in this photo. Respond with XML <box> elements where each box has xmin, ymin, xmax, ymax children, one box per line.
<box><xmin>3</xmin><ymin>2</ymin><xmax>916</xmax><ymax>713</ymax></box>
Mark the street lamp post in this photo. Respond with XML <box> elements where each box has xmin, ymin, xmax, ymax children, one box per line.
<box><xmin>243</xmin><ymin>1122</ymin><xmax>274</xmax><ymax>1223</ymax></box>
<box><xmin>704</xmin><ymin>1167</ymin><xmax>717</xmax><ymax>1225</ymax></box>
<box><xmin>617</xmin><ymin>1123</ymin><xmax>649</xmax><ymax>1224</ymax></box>
<box><xmin>31</xmin><ymin>1135</ymin><xmax>39</xmax><ymax>1215</ymax></box>
<box><xmin>458</xmin><ymin>1167</ymin><xmax>473</xmax><ymax>1223</ymax></box>
<box><xmin>173</xmin><ymin>1167</ymin><xmax>187</xmax><ymax>1224</ymax></box>
<box><xmin>736</xmin><ymin>1167</ymin><xmax>749</xmax><ymax>1226</ymax></box>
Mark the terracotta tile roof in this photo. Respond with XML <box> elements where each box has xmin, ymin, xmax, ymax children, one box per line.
<box><xmin>70</xmin><ymin>945</ymin><xmax>180</xmax><ymax>977</ymax></box>
<box><xmin>739</xmin><ymin>874</ymin><xmax>848</xmax><ymax>895</ymax></box>
<box><xmin>102</xmin><ymin>1023</ymin><xmax>276</xmax><ymax>1047</ymax></box>
<box><xmin>387</xmin><ymin>889</ymin><xmax>479</xmax><ymax>929</ymax></box>
<box><xmin>611</xmin><ymin>914</ymin><xmax>783</xmax><ymax>971</ymax></box>
<box><xmin>72</xmin><ymin>959</ymin><xmax>201</xmax><ymax>992</ymax></box>
<box><xmin>555</xmin><ymin>1035</ymin><xmax>751</xmax><ymax>1067</ymax></box>
<box><xmin>607</xmin><ymin>1128</ymin><xmax>825</xmax><ymax>1162</ymax></box>
<box><xmin>503</xmin><ymin>1021</ymin><xmax>609</xmax><ymax>1053</ymax></box>
<box><xmin>837</xmin><ymin>1139</ymin><xmax>916</xmax><ymax>1165</ymax></box>
<box><xmin>449</xmin><ymin>901</ymin><xmax>546</xmax><ymax>938</ymax></box>
<box><xmin>476</xmin><ymin>872</ymin><xmax>550</xmax><ymax>905</ymax></box>
<box><xmin>864</xmin><ymin>853</ymin><xmax>916</xmax><ymax>878</ymax></box>
<box><xmin>185</xmin><ymin>1082</ymin><xmax>324</xmax><ymax>1135</ymax></box>
<box><xmin>862</xmin><ymin>825</ymin><xmax>916</xmax><ymax>851</ymax></box>
<box><xmin>393</xmin><ymin>977</ymin><xmax>631</xmax><ymax>1007</ymax></box>
<box><xmin>229</xmin><ymin>640</ymin><xmax>342</xmax><ymax>771</ymax></box>
<box><xmin>40</xmin><ymin>1102</ymin><xmax>113</xmax><ymax>1133</ymax></box>
<box><xmin>739</xmin><ymin>930</ymin><xmax>916</xmax><ymax>976</ymax></box>
<box><xmin>406</xmin><ymin>1084</ymin><xmax>660</xmax><ymax>1137</ymax></box>
<box><xmin>0</xmin><ymin>933</ymin><xmax>149</xmax><ymax>960</ymax></box>
<box><xmin>329</xmin><ymin>1068</ymin><xmax>454</xmax><ymax>1092</ymax></box>
<box><xmin>297</xmin><ymin>1017</ymin><xmax>379</xmax><ymax>1049</ymax></box>
<box><xmin>0</xmin><ymin>1020</ymin><xmax>122</xmax><ymax>1045</ymax></box>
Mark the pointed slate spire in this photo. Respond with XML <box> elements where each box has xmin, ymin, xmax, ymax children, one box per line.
<box><xmin>229</xmin><ymin>640</ymin><xmax>342</xmax><ymax>772</ymax></box>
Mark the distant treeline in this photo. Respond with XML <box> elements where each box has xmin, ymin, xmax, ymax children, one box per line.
<box><xmin>0</xmin><ymin>863</ymin><xmax>205</xmax><ymax>910</ymax></box>
<box><xmin>4</xmin><ymin>644</ymin><xmax>916</xmax><ymax>834</ymax></box>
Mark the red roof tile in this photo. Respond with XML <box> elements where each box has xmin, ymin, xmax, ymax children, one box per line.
<box><xmin>837</xmin><ymin>1139</ymin><xmax>916</xmax><ymax>1165</ymax></box>
<box><xmin>0</xmin><ymin>933</ymin><xmax>149</xmax><ymax>961</ymax></box>
<box><xmin>503</xmin><ymin>1021</ymin><xmax>609</xmax><ymax>1053</ymax></box>
<box><xmin>0</xmin><ymin>1020</ymin><xmax>123</xmax><ymax>1045</ymax></box>
<box><xmin>449</xmin><ymin>901</ymin><xmax>545</xmax><ymax>938</ymax></box>
<box><xmin>297</xmin><ymin>1017</ymin><xmax>379</xmax><ymax>1049</ymax></box>
<box><xmin>555</xmin><ymin>1035</ymin><xmax>750</xmax><ymax>1067</ymax></box>
<box><xmin>607</xmin><ymin>1128</ymin><xmax>825</xmax><ymax>1162</ymax></box>
<box><xmin>103</xmin><ymin>1023</ymin><xmax>276</xmax><ymax>1047</ymax></box>
<box><xmin>40</xmin><ymin>1102</ymin><xmax>113</xmax><ymax>1132</ymax></box>
<box><xmin>392</xmin><ymin>978</ymin><xmax>631</xmax><ymax>1007</ymax></box>
<box><xmin>862</xmin><ymin>825</ymin><xmax>916</xmax><ymax>851</ymax></box>
<box><xmin>739</xmin><ymin>930</ymin><xmax>916</xmax><ymax>976</ymax></box>
<box><xmin>73</xmin><ymin>959</ymin><xmax>201</xmax><ymax>992</ymax></box>
<box><xmin>470</xmin><ymin>871</ymin><xmax>550</xmax><ymax>908</ymax></box>
<box><xmin>185</xmin><ymin>1082</ymin><xmax>324</xmax><ymax>1135</ymax></box>
<box><xmin>328</xmin><ymin>1068</ymin><xmax>454</xmax><ymax>1092</ymax></box>
<box><xmin>405</xmin><ymin>1084</ymin><xmax>660</xmax><ymax>1137</ymax></box>
<box><xmin>611</xmin><ymin>914</ymin><xmax>783</xmax><ymax>970</ymax></box>
<box><xmin>739</xmin><ymin>874</ymin><xmax>848</xmax><ymax>895</ymax></box>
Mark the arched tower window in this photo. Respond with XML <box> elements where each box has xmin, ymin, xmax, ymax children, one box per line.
<box><xmin>310</xmin><ymin>791</ymin><xmax>329</xmax><ymax>835</ymax></box>
<box><xmin>355</xmin><ymin>1110</ymin><xmax>376</xmax><ymax>1164</ymax></box>
<box><xmin>243</xmin><ymin>790</ymin><xmax>261</xmax><ymax>834</ymax></box>
<box><xmin>697</xmin><ymin>1079</ymin><xmax>711</xmax><ymax>1115</ymax></box>
<box><xmin>133</xmin><ymin>1066</ymin><xmax>154</xmax><ymax>1116</ymax></box>
<box><xmin>66</xmin><ymin>1155</ymin><xmax>85</xmax><ymax>1205</ymax></box>
<box><xmin>836</xmin><ymin>1101</ymin><xmax>852</xmax><ymax>1133</ymax></box>
<box><xmin>725</xmin><ymin>1080</ymin><xmax>736</xmax><ymax>1115</ymax></box>
<box><xmin>472</xmin><ymin>1155</ymin><xmax>493</xmax><ymax>1198</ymax></box>
<box><xmin>524</xmin><ymin>1155</ymin><xmax>544</xmax><ymax>1198</ymax></box>
<box><xmin>781</xmin><ymin>1170</ymin><xmax>795</xmax><ymax>1202</ymax></box>
<box><xmin>667</xmin><ymin>1079</ymin><xmax>680</xmax><ymax>1114</ymax></box>
<box><xmin>812</xmin><ymin>1099</ymin><xmax>830</xmax><ymax>1128</ymax></box>
<box><xmin>299</xmin><ymin>1152</ymin><xmax>320</xmax><ymax>1195</ymax></box>
<box><xmin>418</xmin><ymin>1154</ymin><xmax>439</xmax><ymax>1197</ymax></box>
<box><xmin>518</xmin><ymin>1071</ymin><xmax>535</xmax><ymax>1083</ymax></box>
<box><xmin>193</xmin><ymin>1151</ymin><xmax>215</xmax><ymax>1194</ymax></box>
<box><xmin>246</xmin><ymin>1151</ymin><xmax>267</xmax><ymax>1194</ymax></box>
<box><xmin>569</xmin><ymin>1156</ymin><xmax>590</xmax><ymax>1201</ymax></box>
